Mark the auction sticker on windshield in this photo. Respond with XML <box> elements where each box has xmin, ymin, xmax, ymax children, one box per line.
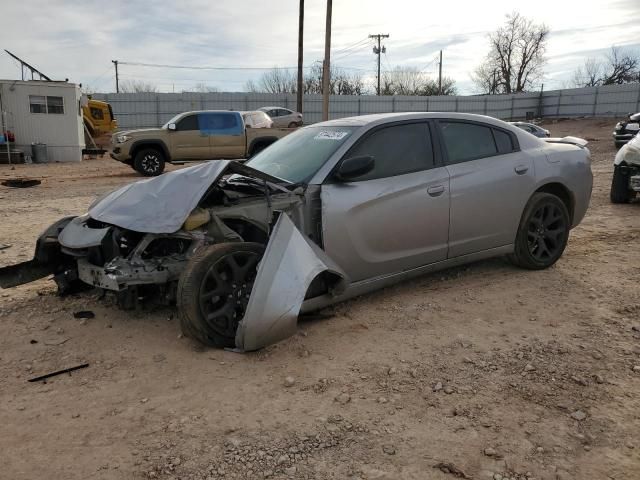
<box><xmin>314</xmin><ymin>131</ymin><xmax>350</xmax><ymax>140</ymax></box>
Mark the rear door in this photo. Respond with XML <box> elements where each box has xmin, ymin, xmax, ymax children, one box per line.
<box><xmin>437</xmin><ymin>120</ymin><xmax>535</xmax><ymax>257</ymax></box>
<box><xmin>200</xmin><ymin>112</ymin><xmax>245</xmax><ymax>159</ymax></box>
<box><xmin>169</xmin><ymin>114</ymin><xmax>210</xmax><ymax>159</ymax></box>
<box><xmin>321</xmin><ymin>121</ymin><xmax>450</xmax><ymax>282</ymax></box>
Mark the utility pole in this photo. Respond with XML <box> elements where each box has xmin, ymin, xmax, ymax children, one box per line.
<box><xmin>369</xmin><ymin>34</ymin><xmax>389</xmax><ymax>95</ymax></box>
<box><xmin>322</xmin><ymin>0</ymin><xmax>332</xmax><ymax>121</ymax></box>
<box><xmin>296</xmin><ymin>0</ymin><xmax>304</xmax><ymax>114</ymax></box>
<box><xmin>438</xmin><ymin>50</ymin><xmax>443</xmax><ymax>95</ymax></box>
<box><xmin>112</xmin><ymin>60</ymin><xmax>119</xmax><ymax>93</ymax></box>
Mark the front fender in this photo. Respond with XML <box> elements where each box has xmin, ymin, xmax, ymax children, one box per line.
<box><xmin>235</xmin><ymin>213</ymin><xmax>348</xmax><ymax>351</ymax></box>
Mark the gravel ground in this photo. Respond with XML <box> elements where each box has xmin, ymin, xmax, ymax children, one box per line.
<box><xmin>0</xmin><ymin>117</ymin><xmax>638</xmax><ymax>480</ymax></box>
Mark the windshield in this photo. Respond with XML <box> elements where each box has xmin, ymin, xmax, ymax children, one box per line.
<box><xmin>162</xmin><ymin>113</ymin><xmax>183</xmax><ymax>129</ymax></box>
<box><xmin>245</xmin><ymin>126</ymin><xmax>356</xmax><ymax>183</ymax></box>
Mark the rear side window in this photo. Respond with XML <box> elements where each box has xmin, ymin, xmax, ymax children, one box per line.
<box><xmin>176</xmin><ymin>115</ymin><xmax>198</xmax><ymax>131</ymax></box>
<box><xmin>199</xmin><ymin>113</ymin><xmax>243</xmax><ymax>135</ymax></box>
<box><xmin>440</xmin><ymin>121</ymin><xmax>497</xmax><ymax>163</ymax></box>
<box><xmin>493</xmin><ymin>129</ymin><xmax>514</xmax><ymax>154</ymax></box>
<box><xmin>344</xmin><ymin>123</ymin><xmax>434</xmax><ymax>181</ymax></box>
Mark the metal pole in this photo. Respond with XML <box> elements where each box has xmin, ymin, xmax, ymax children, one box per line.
<box><xmin>377</xmin><ymin>36</ymin><xmax>382</xmax><ymax>95</ymax></box>
<box><xmin>296</xmin><ymin>0</ymin><xmax>304</xmax><ymax>114</ymax></box>
<box><xmin>2</xmin><ymin>111</ymin><xmax>10</xmax><ymax>166</ymax></box>
<box><xmin>321</xmin><ymin>0</ymin><xmax>332</xmax><ymax>121</ymax></box>
<box><xmin>112</xmin><ymin>60</ymin><xmax>119</xmax><ymax>93</ymax></box>
<box><xmin>438</xmin><ymin>50</ymin><xmax>442</xmax><ymax>95</ymax></box>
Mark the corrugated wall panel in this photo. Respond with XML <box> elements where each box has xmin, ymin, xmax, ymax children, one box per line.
<box><xmin>93</xmin><ymin>83</ymin><xmax>640</xmax><ymax>129</ymax></box>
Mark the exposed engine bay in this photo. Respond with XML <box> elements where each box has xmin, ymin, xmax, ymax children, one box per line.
<box><xmin>0</xmin><ymin>161</ymin><xmax>347</xmax><ymax>350</ymax></box>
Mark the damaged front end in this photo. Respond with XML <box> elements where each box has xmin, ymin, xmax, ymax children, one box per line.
<box><xmin>0</xmin><ymin>160</ymin><xmax>348</xmax><ymax>350</ymax></box>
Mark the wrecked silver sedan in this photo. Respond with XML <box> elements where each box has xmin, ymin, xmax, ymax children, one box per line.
<box><xmin>0</xmin><ymin>113</ymin><xmax>593</xmax><ymax>350</ymax></box>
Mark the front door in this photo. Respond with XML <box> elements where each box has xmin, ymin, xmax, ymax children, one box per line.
<box><xmin>169</xmin><ymin>113</ymin><xmax>210</xmax><ymax>160</ymax></box>
<box><xmin>321</xmin><ymin>122</ymin><xmax>450</xmax><ymax>282</ymax></box>
<box><xmin>437</xmin><ymin>120</ymin><xmax>536</xmax><ymax>257</ymax></box>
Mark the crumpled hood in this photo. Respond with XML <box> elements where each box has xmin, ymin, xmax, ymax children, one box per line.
<box><xmin>89</xmin><ymin>161</ymin><xmax>232</xmax><ymax>233</ymax></box>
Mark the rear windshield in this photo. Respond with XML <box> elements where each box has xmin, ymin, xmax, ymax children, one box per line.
<box><xmin>246</xmin><ymin>126</ymin><xmax>356</xmax><ymax>183</ymax></box>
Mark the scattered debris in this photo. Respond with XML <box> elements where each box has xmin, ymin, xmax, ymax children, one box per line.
<box><xmin>1</xmin><ymin>178</ymin><xmax>41</xmax><ymax>188</ymax></box>
<box><xmin>334</xmin><ymin>393</ymin><xmax>351</xmax><ymax>405</ymax></box>
<box><xmin>433</xmin><ymin>462</ymin><xmax>473</xmax><ymax>479</ymax></box>
<box><xmin>382</xmin><ymin>444</ymin><xmax>396</xmax><ymax>455</ymax></box>
<box><xmin>43</xmin><ymin>337</ymin><xmax>71</xmax><ymax>346</ymax></box>
<box><xmin>570</xmin><ymin>410</ymin><xmax>587</xmax><ymax>421</ymax></box>
<box><xmin>73</xmin><ymin>310</ymin><xmax>95</xmax><ymax>319</ymax></box>
<box><xmin>283</xmin><ymin>376</ymin><xmax>296</xmax><ymax>387</ymax></box>
<box><xmin>0</xmin><ymin>243</ymin><xmax>11</xmax><ymax>250</ymax></box>
<box><xmin>27</xmin><ymin>363</ymin><xmax>89</xmax><ymax>382</ymax></box>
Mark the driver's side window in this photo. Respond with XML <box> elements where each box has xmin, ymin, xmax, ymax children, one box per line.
<box><xmin>176</xmin><ymin>114</ymin><xmax>199</xmax><ymax>131</ymax></box>
<box><xmin>344</xmin><ymin>123</ymin><xmax>434</xmax><ymax>181</ymax></box>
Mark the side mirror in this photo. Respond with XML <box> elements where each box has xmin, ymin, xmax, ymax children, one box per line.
<box><xmin>335</xmin><ymin>155</ymin><xmax>375</xmax><ymax>181</ymax></box>
<box><xmin>168</xmin><ymin>123</ymin><xmax>177</xmax><ymax>131</ymax></box>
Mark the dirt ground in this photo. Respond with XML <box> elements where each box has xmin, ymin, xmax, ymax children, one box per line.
<box><xmin>0</xmin><ymin>118</ymin><xmax>638</xmax><ymax>480</ymax></box>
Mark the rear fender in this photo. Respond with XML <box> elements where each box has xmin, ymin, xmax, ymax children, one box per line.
<box><xmin>234</xmin><ymin>212</ymin><xmax>348</xmax><ymax>351</ymax></box>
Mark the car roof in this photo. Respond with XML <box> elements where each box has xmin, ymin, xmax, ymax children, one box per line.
<box><xmin>177</xmin><ymin>110</ymin><xmax>242</xmax><ymax>116</ymax></box>
<box><xmin>315</xmin><ymin>112</ymin><xmax>515</xmax><ymax>128</ymax></box>
<box><xmin>259</xmin><ymin>106</ymin><xmax>290</xmax><ymax>110</ymax></box>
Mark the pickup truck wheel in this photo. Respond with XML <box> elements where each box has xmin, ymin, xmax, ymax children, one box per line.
<box><xmin>610</xmin><ymin>165</ymin><xmax>635</xmax><ymax>203</ymax></box>
<box><xmin>510</xmin><ymin>193</ymin><xmax>570</xmax><ymax>270</ymax></box>
<box><xmin>133</xmin><ymin>148</ymin><xmax>165</xmax><ymax>176</ymax></box>
<box><xmin>177</xmin><ymin>243</ymin><xmax>264</xmax><ymax>348</ymax></box>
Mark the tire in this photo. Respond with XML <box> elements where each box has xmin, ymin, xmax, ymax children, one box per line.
<box><xmin>288</xmin><ymin>122</ymin><xmax>298</xmax><ymax>128</ymax></box>
<box><xmin>177</xmin><ymin>243</ymin><xmax>264</xmax><ymax>348</ymax></box>
<box><xmin>510</xmin><ymin>193</ymin><xmax>570</xmax><ymax>270</ymax></box>
<box><xmin>610</xmin><ymin>165</ymin><xmax>634</xmax><ymax>204</ymax></box>
<box><xmin>615</xmin><ymin>141</ymin><xmax>625</xmax><ymax>149</ymax></box>
<box><xmin>133</xmin><ymin>148</ymin><xmax>166</xmax><ymax>176</ymax></box>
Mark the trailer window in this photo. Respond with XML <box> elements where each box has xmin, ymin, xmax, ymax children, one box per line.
<box><xmin>29</xmin><ymin>95</ymin><xmax>47</xmax><ymax>114</ymax></box>
<box><xmin>29</xmin><ymin>95</ymin><xmax>64</xmax><ymax>114</ymax></box>
<box><xmin>47</xmin><ymin>96</ymin><xmax>64</xmax><ymax>114</ymax></box>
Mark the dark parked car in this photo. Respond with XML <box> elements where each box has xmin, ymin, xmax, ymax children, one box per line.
<box><xmin>613</xmin><ymin>112</ymin><xmax>640</xmax><ymax>147</ymax></box>
<box><xmin>509</xmin><ymin>122</ymin><xmax>550</xmax><ymax>138</ymax></box>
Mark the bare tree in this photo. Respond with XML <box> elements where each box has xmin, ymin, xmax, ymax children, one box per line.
<box><xmin>473</xmin><ymin>12</ymin><xmax>549</xmax><ymax>93</ymax></box>
<box><xmin>601</xmin><ymin>46</ymin><xmax>639</xmax><ymax>85</ymax></box>
<box><xmin>190</xmin><ymin>82</ymin><xmax>220</xmax><ymax>93</ymax></box>
<box><xmin>380</xmin><ymin>67</ymin><xmax>457</xmax><ymax>96</ymax></box>
<box><xmin>119</xmin><ymin>79</ymin><xmax>158</xmax><ymax>93</ymax></box>
<box><xmin>246</xmin><ymin>64</ymin><xmax>367</xmax><ymax>95</ymax></box>
<box><xmin>247</xmin><ymin>68</ymin><xmax>296</xmax><ymax>94</ymax></box>
<box><xmin>570</xmin><ymin>57</ymin><xmax>603</xmax><ymax>87</ymax></box>
<box><xmin>571</xmin><ymin>47</ymin><xmax>639</xmax><ymax>87</ymax></box>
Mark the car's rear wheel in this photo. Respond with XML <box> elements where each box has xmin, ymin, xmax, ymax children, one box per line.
<box><xmin>288</xmin><ymin>122</ymin><xmax>298</xmax><ymax>128</ymax></box>
<box><xmin>133</xmin><ymin>148</ymin><xmax>165</xmax><ymax>176</ymax></box>
<box><xmin>510</xmin><ymin>193</ymin><xmax>570</xmax><ymax>270</ymax></box>
<box><xmin>610</xmin><ymin>165</ymin><xmax>635</xmax><ymax>204</ymax></box>
<box><xmin>177</xmin><ymin>243</ymin><xmax>264</xmax><ymax>348</ymax></box>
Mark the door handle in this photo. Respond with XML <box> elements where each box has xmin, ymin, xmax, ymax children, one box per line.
<box><xmin>427</xmin><ymin>185</ymin><xmax>445</xmax><ymax>197</ymax></box>
<box><xmin>514</xmin><ymin>165</ymin><xmax>529</xmax><ymax>175</ymax></box>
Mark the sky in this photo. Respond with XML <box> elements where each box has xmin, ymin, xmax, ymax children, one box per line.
<box><xmin>0</xmin><ymin>0</ymin><xmax>639</xmax><ymax>95</ymax></box>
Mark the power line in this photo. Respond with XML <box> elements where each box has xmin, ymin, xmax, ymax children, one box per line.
<box><xmin>118</xmin><ymin>61</ymin><xmax>302</xmax><ymax>71</ymax></box>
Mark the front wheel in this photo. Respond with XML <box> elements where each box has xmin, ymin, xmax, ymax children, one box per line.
<box><xmin>133</xmin><ymin>148</ymin><xmax>166</xmax><ymax>176</ymax></box>
<box><xmin>510</xmin><ymin>193</ymin><xmax>570</xmax><ymax>270</ymax></box>
<box><xmin>177</xmin><ymin>243</ymin><xmax>264</xmax><ymax>348</ymax></box>
<box><xmin>610</xmin><ymin>165</ymin><xmax>635</xmax><ymax>204</ymax></box>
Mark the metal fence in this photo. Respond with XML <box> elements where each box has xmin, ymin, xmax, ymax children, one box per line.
<box><xmin>94</xmin><ymin>82</ymin><xmax>640</xmax><ymax>130</ymax></box>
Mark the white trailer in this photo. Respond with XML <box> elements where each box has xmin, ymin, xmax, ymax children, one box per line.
<box><xmin>0</xmin><ymin>79</ymin><xmax>84</xmax><ymax>162</ymax></box>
